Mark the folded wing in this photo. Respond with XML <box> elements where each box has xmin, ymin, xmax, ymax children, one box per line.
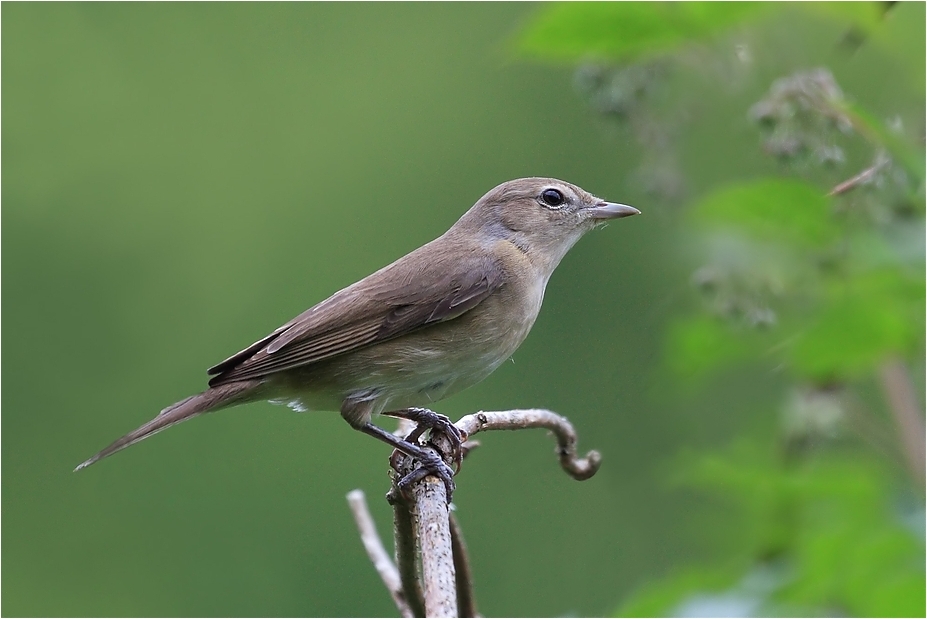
<box><xmin>207</xmin><ymin>244</ymin><xmax>505</xmax><ymax>386</ymax></box>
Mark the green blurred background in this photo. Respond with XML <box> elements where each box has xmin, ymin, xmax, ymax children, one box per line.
<box><xmin>3</xmin><ymin>3</ymin><xmax>923</xmax><ymax>617</ymax></box>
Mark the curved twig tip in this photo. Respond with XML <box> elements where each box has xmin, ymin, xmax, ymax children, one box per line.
<box><xmin>561</xmin><ymin>448</ymin><xmax>601</xmax><ymax>481</ymax></box>
<box><xmin>456</xmin><ymin>409</ymin><xmax>601</xmax><ymax>481</ymax></box>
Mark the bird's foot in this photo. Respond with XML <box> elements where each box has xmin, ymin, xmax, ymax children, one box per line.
<box><xmin>360</xmin><ymin>421</ymin><xmax>457</xmax><ymax>503</ymax></box>
<box><xmin>392</xmin><ymin>447</ymin><xmax>456</xmax><ymax>502</ymax></box>
<box><xmin>386</xmin><ymin>407</ymin><xmax>466</xmax><ymax>472</ymax></box>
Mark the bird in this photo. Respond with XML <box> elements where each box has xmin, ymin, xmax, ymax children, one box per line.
<box><xmin>75</xmin><ymin>177</ymin><xmax>639</xmax><ymax>496</ymax></box>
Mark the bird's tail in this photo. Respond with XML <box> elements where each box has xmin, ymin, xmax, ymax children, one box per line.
<box><xmin>74</xmin><ymin>380</ymin><xmax>262</xmax><ymax>471</ymax></box>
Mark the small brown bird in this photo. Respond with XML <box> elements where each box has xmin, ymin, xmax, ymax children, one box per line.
<box><xmin>76</xmin><ymin>178</ymin><xmax>639</xmax><ymax>493</ymax></box>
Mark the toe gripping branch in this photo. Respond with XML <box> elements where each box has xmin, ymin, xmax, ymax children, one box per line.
<box><xmin>390</xmin><ymin>408</ymin><xmax>465</xmax><ymax>503</ymax></box>
<box><xmin>380</xmin><ymin>407</ymin><xmax>602</xmax><ymax>506</ymax></box>
<box><xmin>351</xmin><ymin>408</ymin><xmax>601</xmax><ymax>618</ymax></box>
<box><xmin>363</xmin><ymin>408</ymin><xmax>466</xmax><ymax>504</ymax></box>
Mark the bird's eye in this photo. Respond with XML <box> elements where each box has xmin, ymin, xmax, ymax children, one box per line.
<box><xmin>540</xmin><ymin>189</ymin><xmax>565</xmax><ymax>208</ymax></box>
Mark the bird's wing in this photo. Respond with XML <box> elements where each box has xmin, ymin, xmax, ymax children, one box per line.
<box><xmin>206</xmin><ymin>243</ymin><xmax>505</xmax><ymax>386</ymax></box>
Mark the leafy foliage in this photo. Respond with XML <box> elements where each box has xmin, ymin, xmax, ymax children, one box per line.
<box><xmin>617</xmin><ymin>442</ymin><xmax>924</xmax><ymax>617</ymax></box>
<box><xmin>519</xmin><ymin>2</ymin><xmax>924</xmax><ymax>617</ymax></box>
<box><xmin>675</xmin><ymin>178</ymin><xmax>925</xmax><ymax>383</ymax></box>
<box><xmin>518</xmin><ymin>3</ymin><xmax>765</xmax><ymax>62</ymax></box>
<box><xmin>791</xmin><ymin>270</ymin><xmax>923</xmax><ymax>380</ymax></box>
<box><xmin>519</xmin><ymin>2</ymin><xmax>886</xmax><ymax>63</ymax></box>
<box><xmin>692</xmin><ymin>179</ymin><xmax>836</xmax><ymax>248</ymax></box>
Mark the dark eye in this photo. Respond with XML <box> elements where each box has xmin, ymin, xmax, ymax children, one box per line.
<box><xmin>540</xmin><ymin>189</ymin><xmax>565</xmax><ymax>207</ymax></box>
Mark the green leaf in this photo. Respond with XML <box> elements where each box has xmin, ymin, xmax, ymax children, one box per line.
<box><xmin>785</xmin><ymin>522</ymin><xmax>926</xmax><ymax>616</ymax></box>
<box><xmin>667</xmin><ymin>442</ymin><xmax>925</xmax><ymax>616</ymax></box>
<box><xmin>776</xmin><ymin>456</ymin><xmax>925</xmax><ymax>616</ymax></box>
<box><xmin>789</xmin><ymin>270</ymin><xmax>924</xmax><ymax>380</ymax></box>
<box><xmin>691</xmin><ymin>179</ymin><xmax>837</xmax><ymax>249</ymax></box>
<box><xmin>614</xmin><ymin>566</ymin><xmax>743</xmax><ymax>617</ymax></box>
<box><xmin>798</xmin><ymin>2</ymin><xmax>885</xmax><ymax>34</ymax></box>
<box><xmin>517</xmin><ymin>2</ymin><xmax>766</xmax><ymax>62</ymax></box>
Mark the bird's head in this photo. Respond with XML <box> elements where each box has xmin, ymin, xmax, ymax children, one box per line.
<box><xmin>456</xmin><ymin>177</ymin><xmax>640</xmax><ymax>272</ymax></box>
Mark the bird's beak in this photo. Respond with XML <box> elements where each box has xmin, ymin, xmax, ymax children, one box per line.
<box><xmin>586</xmin><ymin>201</ymin><xmax>641</xmax><ymax>220</ymax></box>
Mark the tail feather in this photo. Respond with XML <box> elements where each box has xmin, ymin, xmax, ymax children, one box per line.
<box><xmin>74</xmin><ymin>381</ymin><xmax>261</xmax><ymax>471</ymax></box>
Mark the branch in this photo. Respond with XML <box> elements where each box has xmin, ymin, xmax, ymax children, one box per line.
<box><xmin>353</xmin><ymin>408</ymin><xmax>599</xmax><ymax>617</ymax></box>
<box><xmin>347</xmin><ymin>490</ymin><xmax>414</xmax><ymax>618</ymax></box>
<box><xmin>449</xmin><ymin>512</ymin><xmax>479</xmax><ymax>618</ymax></box>
<box><xmin>393</xmin><ymin>499</ymin><xmax>426</xmax><ymax>617</ymax></box>
<box><xmin>456</xmin><ymin>409</ymin><xmax>602</xmax><ymax>480</ymax></box>
<box><xmin>878</xmin><ymin>356</ymin><xmax>926</xmax><ymax>486</ymax></box>
<box><xmin>411</xmin><ymin>475</ymin><xmax>457</xmax><ymax>618</ymax></box>
<box><xmin>828</xmin><ymin>153</ymin><xmax>889</xmax><ymax>196</ymax></box>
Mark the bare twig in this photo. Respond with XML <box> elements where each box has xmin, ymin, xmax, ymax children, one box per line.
<box><xmin>828</xmin><ymin>153</ymin><xmax>889</xmax><ymax>196</ymax></box>
<box><xmin>393</xmin><ymin>498</ymin><xmax>426</xmax><ymax>617</ymax></box>
<box><xmin>878</xmin><ymin>356</ymin><xmax>926</xmax><ymax>486</ymax></box>
<box><xmin>347</xmin><ymin>490</ymin><xmax>414</xmax><ymax>618</ymax></box>
<box><xmin>354</xmin><ymin>408</ymin><xmax>599</xmax><ymax>617</ymax></box>
<box><xmin>456</xmin><ymin>409</ymin><xmax>602</xmax><ymax>480</ymax></box>
<box><xmin>410</xmin><ymin>475</ymin><xmax>457</xmax><ymax>618</ymax></box>
<box><xmin>449</xmin><ymin>512</ymin><xmax>479</xmax><ymax>618</ymax></box>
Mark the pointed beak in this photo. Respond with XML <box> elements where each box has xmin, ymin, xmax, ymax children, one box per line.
<box><xmin>586</xmin><ymin>201</ymin><xmax>641</xmax><ymax>220</ymax></box>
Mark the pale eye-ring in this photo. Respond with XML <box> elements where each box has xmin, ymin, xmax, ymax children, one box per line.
<box><xmin>540</xmin><ymin>189</ymin><xmax>565</xmax><ymax>207</ymax></box>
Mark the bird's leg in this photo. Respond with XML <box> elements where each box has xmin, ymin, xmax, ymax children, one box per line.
<box><xmin>360</xmin><ymin>422</ymin><xmax>456</xmax><ymax>502</ymax></box>
<box><xmin>383</xmin><ymin>407</ymin><xmax>466</xmax><ymax>471</ymax></box>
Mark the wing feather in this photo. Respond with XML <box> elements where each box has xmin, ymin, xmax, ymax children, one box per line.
<box><xmin>207</xmin><ymin>245</ymin><xmax>505</xmax><ymax>387</ymax></box>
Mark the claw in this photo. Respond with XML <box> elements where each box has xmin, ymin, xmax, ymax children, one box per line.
<box><xmin>367</xmin><ymin>409</ymin><xmax>463</xmax><ymax>503</ymax></box>
<box><xmin>396</xmin><ymin>449</ymin><xmax>456</xmax><ymax>502</ymax></box>
<box><xmin>389</xmin><ymin>408</ymin><xmax>466</xmax><ymax>473</ymax></box>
